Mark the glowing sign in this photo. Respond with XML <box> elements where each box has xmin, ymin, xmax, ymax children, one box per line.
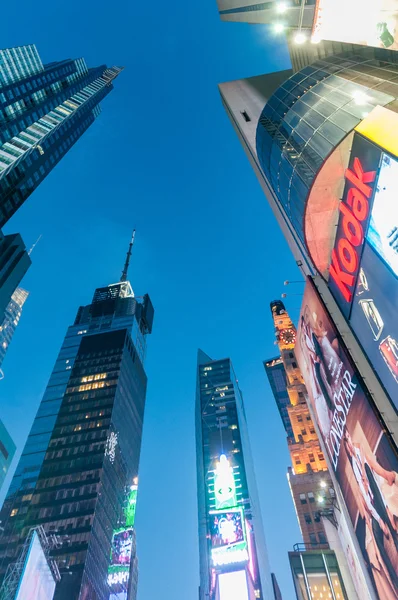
<box><xmin>210</xmin><ymin>508</ymin><xmax>248</xmax><ymax>567</ymax></box>
<box><xmin>125</xmin><ymin>485</ymin><xmax>137</xmax><ymax>527</ymax></box>
<box><xmin>214</xmin><ymin>455</ymin><xmax>236</xmax><ymax>509</ymax></box>
<box><xmin>110</xmin><ymin>528</ymin><xmax>133</xmax><ymax>566</ymax></box>
<box><xmin>105</xmin><ymin>431</ymin><xmax>118</xmax><ymax>464</ymax></box>
<box><xmin>108</xmin><ymin>568</ymin><xmax>129</xmax><ymax>586</ymax></box>
<box><xmin>218</xmin><ymin>570</ymin><xmax>249</xmax><ymax>600</ymax></box>
<box><xmin>329</xmin><ymin>156</ymin><xmax>376</xmax><ymax>305</ymax></box>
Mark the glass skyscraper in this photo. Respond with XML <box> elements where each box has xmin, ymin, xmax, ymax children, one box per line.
<box><xmin>196</xmin><ymin>350</ymin><xmax>273</xmax><ymax>600</ymax></box>
<box><xmin>0</xmin><ymin>287</ymin><xmax>29</xmax><ymax>375</ymax></box>
<box><xmin>0</xmin><ymin>419</ymin><xmax>16</xmax><ymax>493</ymax></box>
<box><xmin>0</xmin><ymin>44</ymin><xmax>122</xmax><ymax>226</ymax></box>
<box><xmin>0</xmin><ymin>237</ymin><xmax>153</xmax><ymax>600</ymax></box>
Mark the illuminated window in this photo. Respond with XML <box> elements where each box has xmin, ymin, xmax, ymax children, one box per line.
<box><xmin>10</xmin><ymin>508</ymin><xmax>18</xmax><ymax>517</ymax></box>
<box><xmin>204</xmin><ymin>367</ymin><xmax>212</xmax><ymax>371</ymax></box>
<box><xmin>22</xmin><ymin>494</ymin><xmax>33</xmax><ymax>502</ymax></box>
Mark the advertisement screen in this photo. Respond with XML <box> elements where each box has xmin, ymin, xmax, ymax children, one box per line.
<box><xmin>110</xmin><ymin>528</ymin><xmax>133</xmax><ymax>566</ymax></box>
<box><xmin>210</xmin><ymin>508</ymin><xmax>248</xmax><ymax>567</ymax></box>
<box><xmin>296</xmin><ymin>279</ymin><xmax>398</xmax><ymax>600</ymax></box>
<box><xmin>218</xmin><ymin>570</ymin><xmax>249</xmax><ymax>600</ymax></box>
<box><xmin>15</xmin><ymin>531</ymin><xmax>56</xmax><ymax>600</ymax></box>
<box><xmin>312</xmin><ymin>0</ymin><xmax>398</xmax><ymax>50</ymax></box>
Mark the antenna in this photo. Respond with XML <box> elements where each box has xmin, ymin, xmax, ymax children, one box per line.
<box><xmin>28</xmin><ymin>234</ymin><xmax>42</xmax><ymax>256</ymax></box>
<box><xmin>120</xmin><ymin>230</ymin><xmax>136</xmax><ymax>282</ymax></box>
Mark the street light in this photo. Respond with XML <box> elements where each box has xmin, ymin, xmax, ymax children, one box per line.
<box><xmin>294</xmin><ymin>32</ymin><xmax>307</xmax><ymax>44</ymax></box>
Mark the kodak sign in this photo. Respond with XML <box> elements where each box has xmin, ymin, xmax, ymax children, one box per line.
<box><xmin>328</xmin><ymin>133</ymin><xmax>380</xmax><ymax>317</ymax></box>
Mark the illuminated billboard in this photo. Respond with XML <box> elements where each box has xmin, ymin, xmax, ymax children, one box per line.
<box><xmin>15</xmin><ymin>531</ymin><xmax>56</xmax><ymax>600</ymax></box>
<box><xmin>218</xmin><ymin>570</ymin><xmax>249</xmax><ymax>600</ymax></box>
<box><xmin>296</xmin><ymin>278</ymin><xmax>398</xmax><ymax>600</ymax></box>
<box><xmin>312</xmin><ymin>0</ymin><xmax>398</xmax><ymax>50</ymax></box>
<box><xmin>214</xmin><ymin>454</ymin><xmax>237</xmax><ymax>510</ymax></box>
<box><xmin>210</xmin><ymin>508</ymin><xmax>248</xmax><ymax>567</ymax></box>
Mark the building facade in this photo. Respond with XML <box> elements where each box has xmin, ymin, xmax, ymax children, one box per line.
<box><xmin>289</xmin><ymin>548</ymin><xmax>348</xmax><ymax>600</ymax></box>
<box><xmin>0</xmin><ymin>419</ymin><xmax>16</xmax><ymax>493</ymax></box>
<box><xmin>0</xmin><ymin>287</ymin><xmax>29</xmax><ymax>375</ymax></box>
<box><xmin>264</xmin><ymin>300</ymin><xmax>331</xmax><ymax>548</ymax></box>
<box><xmin>196</xmin><ymin>350</ymin><xmax>273</xmax><ymax>600</ymax></box>
<box><xmin>0</xmin><ymin>232</ymin><xmax>30</xmax><ymax>324</ymax></box>
<box><xmin>0</xmin><ymin>45</ymin><xmax>122</xmax><ymax>227</ymax></box>
<box><xmin>221</xmin><ymin>49</ymin><xmax>398</xmax><ymax>599</ymax></box>
<box><xmin>0</xmin><ymin>239</ymin><xmax>153</xmax><ymax>600</ymax></box>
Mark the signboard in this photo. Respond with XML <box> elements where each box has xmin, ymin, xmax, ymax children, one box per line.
<box><xmin>296</xmin><ymin>278</ymin><xmax>398</xmax><ymax>600</ymax></box>
<box><xmin>15</xmin><ymin>531</ymin><xmax>56</xmax><ymax>600</ymax></box>
<box><xmin>218</xmin><ymin>570</ymin><xmax>249</xmax><ymax>600</ymax></box>
<box><xmin>125</xmin><ymin>484</ymin><xmax>137</xmax><ymax>527</ymax></box>
<box><xmin>214</xmin><ymin>454</ymin><xmax>237</xmax><ymax>510</ymax></box>
<box><xmin>210</xmin><ymin>508</ymin><xmax>248</xmax><ymax>567</ymax></box>
<box><xmin>328</xmin><ymin>134</ymin><xmax>380</xmax><ymax>316</ymax></box>
<box><xmin>312</xmin><ymin>0</ymin><xmax>398</xmax><ymax>50</ymax></box>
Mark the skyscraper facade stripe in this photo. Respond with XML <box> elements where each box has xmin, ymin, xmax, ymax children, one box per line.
<box><xmin>196</xmin><ymin>350</ymin><xmax>273</xmax><ymax>600</ymax></box>
<box><xmin>0</xmin><ymin>245</ymin><xmax>153</xmax><ymax>600</ymax></box>
<box><xmin>0</xmin><ymin>44</ymin><xmax>122</xmax><ymax>227</ymax></box>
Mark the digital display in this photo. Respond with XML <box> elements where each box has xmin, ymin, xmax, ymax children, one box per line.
<box><xmin>110</xmin><ymin>528</ymin><xmax>133</xmax><ymax>566</ymax></box>
<box><xmin>214</xmin><ymin>454</ymin><xmax>237</xmax><ymax>510</ymax></box>
<box><xmin>296</xmin><ymin>279</ymin><xmax>398</xmax><ymax>600</ymax></box>
<box><xmin>15</xmin><ymin>531</ymin><xmax>56</xmax><ymax>600</ymax></box>
<box><xmin>312</xmin><ymin>0</ymin><xmax>398</xmax><ymax>50</ymax></box>
<box><xmin>218</xmin><ymin>570</ymin><xmax>249</xmax><ymax>600</ymax></box>
<box><xmin>210</xmin><ymin>508</ymin><xmax>248</xmax><ymax>567</ymax></box>
<box><xmin>367</xmin><ymin>153</ymin><xmax>398</xmax><ymax>277</ymax></box>
<box><xmin>125</xmin><ymin>485</ymin><xmax>137</xmax><ymax>527</ymax></box>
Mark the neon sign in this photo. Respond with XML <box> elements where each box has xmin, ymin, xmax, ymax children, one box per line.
<box><xmin>329</xmin><ymin>156</ymin><xmax>376</xmax><ymax>304</ymax></box>
<box><xmin>214</xmin><ymin>455</ymin><xmax>236</xmax><ymax>510</ymax></box>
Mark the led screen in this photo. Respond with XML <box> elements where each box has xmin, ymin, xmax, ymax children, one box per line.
<box><xmin>295</xmin><ymin>279</ymin><xmax>398</xmax><ymax>600</ymax></box>
<box><xmin>110</xmin><ymin>528</ymin><xmax>133</xmax><ymax>566</ymax></box>
<box><xmin>312</xmin><ymin>0</ymin><xmax>398</xmax><ymax>50</ymax></box>
<box><xmin>367</xmin><ymin>153</ymin><xmax>398</xmax><ymax>277</ymax></box>
<box><xmin>218</xmin><ymin>570</ymin><xmax>249</xmax><ymax>600</ymax></box>
<box><xmin>210</xmin><ymin>509</ymin><xmax>244</xmax><ymax>550</ymax></box>
<box><xmin>15</xmin><ymin>531</ymin><xmax>56</xmax><ymax>600</ymax></box>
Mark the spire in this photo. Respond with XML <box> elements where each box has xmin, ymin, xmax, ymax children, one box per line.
<box><xmin>28</xmin><ymin>234</ymin><xmax>42</xmax><ymax>256</ymax></box>
<box><xmin>120</xmin><ymin>230</ymin><xmax>135</xmax><ymax>282</ymax></box>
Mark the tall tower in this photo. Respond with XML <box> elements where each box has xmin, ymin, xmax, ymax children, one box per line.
<box><xmin>0</xmin><ymin>45</ymin><xmax>122</xmax><ymax>227</ymax></box>
<box><xmin>196</xmin><ymin>351</ymin><xmax>273</xmax><ymax>600</ymax></box>
<box><xmin>265</xmin><ymin>300</ymin><xmax>332</xmax><ymax>547</ymax></box>
<box><xmin>0</xmin><ymin>235</ymin><xmax>153</xmax><ymax>600</ymax></box>
<box><xmin>0</xmin><ymin>419</ymin><xmax>16</xmax><ymax>493</ymax></box>
<box><xmin>0</xmin><ymin>287</ymin><xmax>29</xmax><ymax>375</ymax></box>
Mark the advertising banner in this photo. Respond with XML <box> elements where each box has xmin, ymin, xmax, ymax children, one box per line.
<box><xmin>312</xmin><ymin>0</ymin><xmax>398</xmax><ymax>50</ymax></box>
<box><xmin>15</xmin><ymin>531</ymin><xmax>56</xmax><ymax>600</ymax></box>
<box><xmin>210</xmin><ymin>508</ymin><xmax>248</xmax><ymax>567</ymax></box>
<box><xmin>296</xmin><ymin>278</ymin><xmax>398</xmax><ymax>600</ymax></box>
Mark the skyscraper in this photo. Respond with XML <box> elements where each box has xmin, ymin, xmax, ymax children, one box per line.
<box><xmin>196</xmin><ymin>350</ymin><xmax>273</xmax><ymax>600</ymax></box>
<box><xmin>0</xmin><ymin>419</ymin><xmax>16</xmax><ymax>493</ymax></box>
<box><xmin>0</xmin><ymin>232</ymin><xmax>30</xmax><ymax>322</ymax></box>
<box><xmin>0</xmin><ymin>234</ymin><xmax>153</xmax><ymax>600</ymax></box>
<box><xmin>0</xmin><ymin>287</ymin><xmax>29</xmax><ymax>375</ymax></box>
<box><xmin>0</xmin><ymin>44</ymin><xmax>122</xmax><ymax>227</ymax></box>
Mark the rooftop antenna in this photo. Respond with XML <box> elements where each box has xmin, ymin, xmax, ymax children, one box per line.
<box><xmin>28</xmin><ymin>234</ymin><xmax>42</xmax><ymax>256</ymax></box>
<box><xmin>120</xmin><ymin>230</ymin><xmax>135</xmax><ymax>282</ymax></box>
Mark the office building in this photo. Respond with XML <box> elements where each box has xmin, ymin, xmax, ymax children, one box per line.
<box><xmin>0</xmin><ymin>234</ymin><xmax>153</xmax><ymax>599</ymax></box>
<box><xmin>216</xmin><ymin>0</ymin><xmax>316</xmax><ymax>28</ymax></box>
<box><xmin>196</xmin><ymin>351</ymin><xmax>273</xmax><ymax>600</ymax></box>
<box><xmin>0</xmin><ymin>420</ymin><xmax>16</xmax><ymax>493</ymax></box>
<box><xmin>0</xmin><ymin>287</ymin><xmax>29</xmax><ymax>374</ymax></box>
<box><xmin>289</xmin><ymin>548</ymin><xmax>348</xmax><ymax>600</ymax></box>
<box><xmin>264</xmin><ymin>300</ymin><xmax>331</xmax><ymax>548</ymax></box>
<box><xmin>0</xmin><ymin>232</ymin><xmax>30</xmax><ymax>322</ymax></box>
<box><xmin>0</xmin><ymin>44</ymin><xmax>122</xmax><ymax>227</ymax></box>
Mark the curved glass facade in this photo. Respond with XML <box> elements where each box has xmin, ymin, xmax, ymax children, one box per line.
<box><xmin>256</xmin><ymin>51</ymin><xmax>398</xmax><ymax>243</ymax></box>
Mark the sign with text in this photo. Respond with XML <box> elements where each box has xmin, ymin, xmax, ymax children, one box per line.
<box><xmin>296</xmin><ymin>278</ymin><xmax>398</xmax><ymax>600</ymax></box>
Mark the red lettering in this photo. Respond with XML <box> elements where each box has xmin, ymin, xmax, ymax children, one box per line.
<box><xmin>338</xmin><ymin>238</ymin><xmax>358</xmax><ymax>273</ymax></box>
<box><xmin>346</xmin><ymin>187</ymin><xmax>369</xmax><ymax>221</ymax></box>
<box><xmin>339</xmin><ymin>203</ymin><xmax>363</xmax><ymax>247</ymax></box>
<box><xmin>345</xmin><ymin>157</ymin><xmax>376</xmax><ymax>198</ymax></box>
<box><xmin>329</xmin><ymin>249</ymin><xmax>355</xmax><ymax>303</ymax></box>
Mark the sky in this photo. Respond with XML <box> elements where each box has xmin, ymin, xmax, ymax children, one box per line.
<box><xmin>0</xmin><ymin>2</ymin><xmax>305</xmax><ymax>599</ymax></box>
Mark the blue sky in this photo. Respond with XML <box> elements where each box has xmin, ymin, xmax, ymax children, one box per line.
<box><xmin>1</xmin><ymin>2</ymin><xmax>304</xmax><ymax>598</ymax></box>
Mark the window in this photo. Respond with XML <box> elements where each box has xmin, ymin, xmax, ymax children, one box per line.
<box><xmin>308</xmin><ymin>492</ymin><xmax>315</xmax><ymax>503</ymax></box>
<box><xmin>304</xmin><ymin>513</ymin><xmax>312</xmax><ymax>524</ymax></box>
<box><xmin>306</xmin><ymin>415</ymin><xmax>311</xmax><ymax>421</ymax></box>
<box><xmin>240</xmin><ymin>110</ymin><xmax>251</xmax><ymax>122</ymax></box>
<box><xmin>318</xmin><ymin>531</ymin><xmax>327</xmax><ymax>544</ymax></box>
<box><xmin>295</xmin><ymin>455</ymin><xmax>301</xmax><ymax>465</ymax></box>
<box><xmin>301</xmin><ymin>429</ymin><xmax>306</xmax><ymax>436</ymax></box>
<box><xmin>309</xmin><ymin>453</ymin><xmax>315</xmax><ymax>463</ymax></box>
<box><xmin>289</xmin><ymin>352</ymin><xmax>294</xmax><ymax>358</ymax></box>
<box><xmin>314</xmin><ymin>512</ymin><xmax>321</xmax><ymax>523</ymax></box>
<box><xmin>297</xmin><ymin>415</ymin><xmax>303</xmax><ymax>422</ymax></box>
<box><xmin>318</xmin><ymin>453</ymin><xmax>325</xmax><ymax>461</ymax></box>
<box><xmin>309</xmin><ymin>533</ymin><xmax>317</xmax><ymax>545</ymax></box>
<box><xmin>300</xmin><ymin>493</ymin><xmax>307</xmax><ymax>505</ymax></box>
<box><xmin>10</xmin><ymin>508</ymin><xmax>18</xmax><ymax>517</ymax></box>
<box><xmin>292</xmin><ymin>361</ymin><xmax>297</xmax><ymax>368</ymax></box>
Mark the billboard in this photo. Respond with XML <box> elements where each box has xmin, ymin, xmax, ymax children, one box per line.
<box><xmin>296</xmin><ymin>278</ymin><xmax>398</xmax><ymax>600</ymax></box>
<box><xmin>312</xmin><ymin>0</ymin><xmax>398</xmax><ymax>50</ymax></box>
<box><xmin>214</xmin><ymin>454</ymin><xmax>237</xmax><ymax>510</ymax></box>
<box><xmin>217</xmin><ymin>570</ymin><xmax>249</xmax><ymax>600</ymax></box>
<box><xmin>15</xmin><ymin>531</ymin><xmax>56</xmax><ymax>600</ymax></box>
<box><xmin>210</xmin><ymin>508</ymin><xmax>248</xmax><ymax>567</ymax></box>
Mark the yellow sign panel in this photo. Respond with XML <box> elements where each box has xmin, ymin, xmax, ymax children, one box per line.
<box><xmin>356</xmin><ymin>105</ymin><xmax>398</xmax><ymax>158</ymax></box>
